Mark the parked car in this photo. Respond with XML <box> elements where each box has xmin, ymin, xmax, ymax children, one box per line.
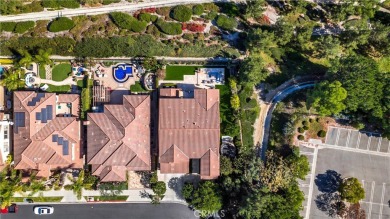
<box><xmin>34</xmin><ymin>206</ymin><xmax>54</xmax><ymax>215</ymax></box>
<box><xmin>0</xmin><ymin>204</ymin><xmax>18</xmax><ymax>214</ymax></box>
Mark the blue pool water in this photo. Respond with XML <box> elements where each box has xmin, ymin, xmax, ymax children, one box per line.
<box><xmin>208</xmin><ymin>71</ymin><xmax>222</xmax><ymax>82</ymax></box>
<box><xmin>0</xmin><ymin>66</ymin><xmax>4</xmax><ymax>75</ymax></box>
<box><xmin>113</xmin><ymin>64</ymin><xmax>133</xmax><ymax>82</ymax></box>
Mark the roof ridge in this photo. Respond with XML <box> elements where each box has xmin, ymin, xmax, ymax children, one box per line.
<box><xmin>95</xmin><ymin>141</ymin><xmax>123</xmax><ymax>166</ymax></box>
<box><xmin>32</xmin><ymin>117</ymin><xmax>76</xmax><ymax>140</ymax></box>
<box><xmin>124</xmin><ymin>95</ymin><xmax>149</xmax><ymax>110</ymax></box>
<box><xmin>104</xmin><ymin>105</ymin><xmax>127</xmax><ymax>129</ymax></box>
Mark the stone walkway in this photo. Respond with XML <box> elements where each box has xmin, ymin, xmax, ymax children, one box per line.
<box><xmin>34</xmin><ymin>76</ymin><xmax>76</xmax><ymax>86</ymax></box>
<box><xmin>45</xmin><ymin>65</ymin><xmax>52</xmax><ymax>80</ymax></box>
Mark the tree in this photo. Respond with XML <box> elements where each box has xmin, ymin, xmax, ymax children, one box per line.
<box><xmin>314</xmin><ymin>36</ymin><xmax>342</xmax><ymax>59</ymax></box>
<box><xmin>260</xmin><ymin>150</ymin><xmax>293</xmax><ymax>192</ymax></box>
<box><xmin>18</xmin><ymin>50</ymin><xmax>33</xmax><ymax>67</ymax></box>
<box><xmin>230</xmin><ymin>94</ymin><xmax>240</xmax><ymax>111</ymax></box>
<box><xmin>274</xmin><ymin>17</ymin><xmax>295</xmax><ymax>46</ymax></box>
<box><xmin>286</xmin><ymin>147</ymin><xmax>310</xmax><ymax>180</ymax></box>
<box><xmin>151</xmin><ymin>181</ymin><xmax>166</xmax><ymax>204</ymax></box>
<box><xmin>48</xmin><ymin>17</ymin><xmax>75</xmax><ymax>32</ymax></box>
<box><xmin>327</xmin><ymin>55</ymin><xmax>384</xmax><ymax>118</ymax></box>
<box><xmin>191</xmin><ymin>181</ymin><xmax>222</xmax><ymax>216</ymax></box>
<box><xmin>220</xmin><ymin>156</ymin><xmax>234</xmax><ymax>176</ymax></box>
<box><xmin>244</xmin><ymin>0</ymin><xmax>266</xmax><ymax>19</ymax></box>
<box><xmin>0</xmin><ymin>166</ymin><xmax>23</xmax><ymax>208</ymax></box>
<box><xmin>246</xmin><ymin>28</ymin><xmax>276</xmax><ymax>54</ymax></box>
<box><xmin>239</xmin><ymin>55</ymin><xmax>268</xmax><ymax>86</ymax></box>
<box><xmin>339</xmin><ymin>177</ymin><xmax>365</xmax><ymax>204</ymax></box>
<box><xmin>0</xmin><ymin>68</ymin><xmax>25</xmax><ymax>91</ymax></box>
<box><xmin>182</xmin><ymin>182</ymin><xmax>194</xmax><ymax>201</ymax></box>
<box><xmin>34</xmin><ymin>48</ymin><xmax>53</xmax><ymax>66</ymax></box>
<box><xmin>65</xmin><ymin>170</ymin><xmax>87</xmax><ymax>200</ymax></box>
<box><xmin>142</xmin><ymin>57</ymin><xmax>158</xmax><ymax>71</ymax></box>
<box><xmin>306</xmin><ymin>80</ymin><xmax>347</xmax><ymax>116</ymax></box>
<box><xmin>215</xmin><ymin>15</ymin><xmax>238</xmax><ymax>31</ymax></box>
<box><xmin>344</xmin><ymin>203</ymin><xmax>366</xmax><ymax>219</ymax></box>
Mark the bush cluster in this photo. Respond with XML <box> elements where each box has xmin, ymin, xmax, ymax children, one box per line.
<box><xmin>309</xmin><ymin>118</ymin><xmax>313</xmax><ymax>123</ymax></box>
<box><xmin>48</xmin><ymin>17</ymin><xmax>75</xmax><ymax>32</ymax></box>
<box><xmin>138</xmin><ymin>13</ymin><xmax>158</xmax><ymax>23</ymax></box>
<box><xmin>298</xmin><ymin>127</ymin><xmax>304</xmax><ymax>133</ymax></box>
<box><xmin>303</xmin><ymin>126</ymin><xmax>309</xmax><ymax>130</ymax></box>
<box><xmin>14</xmin><ymin>21</ymin><xmax>35</xmax><ymax>34</ymax></box>
<box><xmin>204</xmin><ymin>11</ymin><xmax>218</xmax><ymax>20</ymax></box>
<box><xmin>192</xmin><ymin>4</ymin><xmax>204</xmax><ymax>15</ymax></box>
<box><xmin>216</xmin><ymin>15</ymin><xmax>238</xmax><ymax>31</ymax></box>
<box><xmin>110</xmin><ymin>12</ymin><xmax>147</xmax><ymax>32</ymax></box>
<box><xmin>298</xmin><ymin>135</ymin><xmax>304</xmax><ymax>140</ymax></box>
<box><xmin>102</xmin><ymin>0</ymin><xmax>120</xmax><ymax>5</ymax></box>
<box><xmin>183</xmin><ymin>23</ymin><xmax>205</xmax><ymax>32</ymax></box>
<box><xmin>302</xmin><ymin>121</ymin><xmax>309</xmax><ymax>126</ymax></box>
<box><xmin>155</xmin><ymin>19</ymin><xmax>182</xmax><ymax>35</ymax></box>
<box><xmin>156</xmin><ymin>7</ymin><xmax>171</xmax><ymax>17</ymax></box>
<box><xmin>171</xmin><ymin>5</ymin><xmax>192</xmax><ymax>22</ymax></box>
<box><xmin>317</xmin><ymin>130</ymin><xmax>327</xmax><ymax>138</ymax></box>
<box><xmin>0</xmin><ymin>22</ymin><xmax>16</xmax><ymax>32</ymax></box>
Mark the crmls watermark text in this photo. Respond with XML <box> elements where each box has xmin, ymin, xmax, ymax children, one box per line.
<box><xmin>194</xmin><ymin>210</ymin><xmax>226</xmax><ymax>218</ymax></box>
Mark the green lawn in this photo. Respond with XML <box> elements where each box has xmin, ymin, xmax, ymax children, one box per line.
<box><xmin>52</xmin><ymin>63</ymin><xmax>71</xmax><ymax>81</ymax></box>
<box><xmin>46</xmin><ymin>84</ymin><xmax>71</xmax><ymax>93</ymax></box>
<box><xmin>165</xmin><ymin>65</ymin><xmax>200</xmax><ymax>80</ymax></box>
<box><xmin>216</xmin><ymin>84</ymin><xmax>240</xmax><ymax>138</ymax></box>
<box><xmin>84</xmin><ymin>196</ymin><xmax>128</xmax><ymax>201</ymax></box>
<box><xmin>10</xmin><ymin>196</ymin><xmax>63</xmax><ymax>202</ymax></box>
<box><xmin>39</xmin><ymin>65</ymin><xmax>46</xmax><ymax>79</ymax></box>
<box><xmin>130</xmin><ymin>81</ymin><xmax>149</xmax><ymax>92</ymax></box>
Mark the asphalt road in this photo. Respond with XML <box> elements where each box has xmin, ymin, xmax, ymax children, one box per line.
<box><xmin>2</xmin><ymin>203</ymin><xmax>197</xmax><ymax>219</ymax></box>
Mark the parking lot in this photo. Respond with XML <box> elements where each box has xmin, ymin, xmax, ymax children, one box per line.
<box><xmin>300</xmin><ymin>127</ymin><xmax>390</xmax><ymax>219</ymax></box>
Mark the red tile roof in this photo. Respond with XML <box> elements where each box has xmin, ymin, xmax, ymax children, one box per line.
<box><xmin>159</xmin><ymin>89</ymin><xmax>220</xmax><ymax>179</ymax></box>
<box><xmin>87</xmin><ymin>95</ymin><xmax>151</xmax><ymax>182</ymax></box>
<box><xmin>13</xmin><ymin>91</ymin><xmax>83</xmax><ymax>178</ymax></box>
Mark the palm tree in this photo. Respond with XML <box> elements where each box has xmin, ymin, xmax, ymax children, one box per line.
<box><xmin>34</xmin><ymin>48</ymin><xmax>53</xmax><ymax>66</ymax></box>
<box><xmin>0</xmin><ymin>68</ymin><xmax>25</xmax><ymax>91</ymax></box>
<box><xmin>0</xmin><ymin>166</ymin><xmax>23</xmax><ymax>208</ymax></box>
<box><xmin>65</xmin><ymin>170</ymin><xmax>86</xmax><ymax>200</ymax></box>
<box><xmin>18</xmin><ymin>50</ymin><xmax>33</xmax><ymax>67</ymax></box>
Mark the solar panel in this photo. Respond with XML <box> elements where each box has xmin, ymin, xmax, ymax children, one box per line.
<box><xmin>63</xmin><ymin>141</ymin><xmax>69</xmax><ymax>155</ymax></box>
<box><xmin>46</xmin><ymin>105</ymin><xmax>53</xmax><ymax>120</ymax></box>
<box><xmin>36</xmin><ymin>112</ymin><xmax>41</xmax><ymax>120</ymax></box>
<box><xmin>58</xmin><ymin>137</ymin><xmax>63</xmax><ymax>145</ymax></box>
<box><xmin>14</xmin><ymin>112</ymin><xmax>26</xmax><ymax>128</ymax></box>
<box><xmin>27</xmin><ymin>93</ymin><xmax>46</xmax><ymax>106</ymax></box>
<box><xmin>52</xmin><ymin>134</ymin><xmax>58</xmax><ymax>142</ymax></box>
<box><xmin>41</xmin><ymin>108</ymin><xmax>47</xmax><ymax>123</ymax></box>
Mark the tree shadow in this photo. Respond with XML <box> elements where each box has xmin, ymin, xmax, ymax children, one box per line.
<box><xmin>167</xmin><ymin>174</ymin><xmax>201</xmax><ymax>200</ymax></box>
<box><xmin>315</xmin><ymin>170</ymin><xmax>342</xmax><ymax>193</ymax></box>
<box><xmin>140</xmin><ymin>190</ymin><xmax>152</xmax><ymax>199</ymax></box>
<box><xmin>315</xmin><ymin>192</ymin><xmax>342</xmax><ymax>218</ymax></box>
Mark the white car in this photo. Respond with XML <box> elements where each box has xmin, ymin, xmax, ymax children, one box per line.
<box><xmin>33</xmin><ymin>206</ymin><xmax>54</xmax><ymax>215</ymax></box>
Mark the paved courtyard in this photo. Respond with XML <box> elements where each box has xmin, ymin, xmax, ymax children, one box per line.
<box><xmin>300</xmin><ymin>127</ymin><xmax>390</xmax><ymax>219</ymax></box>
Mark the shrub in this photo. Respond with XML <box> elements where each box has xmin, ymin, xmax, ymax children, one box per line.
<box><xmin>141</xmin><ymin>8</ymin><xmax>157</xmax><ymax>13</ymax></box>
<box><xmin>309</xmin><ymin>118</ymin><xmax>313</xmax><ymax>123</ymax></box>
<box><xmin>183</xmin><ymin>33</ymin><xmax>194</xmax><ymax>41</ymax></box>
<box><xmin>318</xmin><ymin>130</ymin><xmax>327</xmax><ymax>138</ymax></box>
<box><xmin>192</xmin><ymin>4</ymin><xmax>204</xmax><ymax>15</ymax></box>
<box><xmin>171</xmin><ymin>5</ymin><xmax>192</xmax><ymax>22</ymax></box>
<box><xmin>14</xmin><ymin>21</ymin><xmax>35</xmax><ymax>34</ymax></box>
<box><xmin>216</xmin><ymin>15</ymin><xmax>237</xmax><ymax>31</ymax></box>
<box><xmin>102</xmin><ymin>0</ymin><xmax>121</xmax><ymax>5</ymax></box>
<box><xmin>42</xmin><ymin>0</ymin><xmax>60</xmax><ymax>8</ymax></box>
<box><xmin>298</xmin><ymin>127</ymin><xmax>304</xmax><ymax>133</ymax></box>
<box><xmin>203</xmin><ymin>3</ymin><xmax>219</xmax><ymax>12</ymax></box>
<box><xmin>21</xmin><ymin>1</ymin><xmax>44</xmax><ymax>13</ymax></box>
<box><xmin>146</xmin><ymin>24</ymin><xmax>161</xmax><ymax>38</ymax></box>
<box><xmin>0</xmin><ymin>22</ymin><xmax>16</xmax><ymax>32</ymax></box>
<box><xmin>303</xmin><ymin>126</ymin><xmax>309</xmax><ymax>130</ymax></box>
<box><xmin>49</xmin><ymin>17</ymin><xmax>75</xmax><ymax>32</ymax></box>
<box><xmin>110</xmin><ymin>12</ymin><xmax>147</xmax><ymax>32</ymax></box>
<box><xmin>316</xmin><ymin>117</ymin><xmax>320</xmax><ymax>122</ymax></box>
<box><xmin>184</xmin><ymin>23</ymin><xmax>205</xmax><ymax>32</ymax></box>
<box><xmin>204</xmin><ymin>11</ymin><xmax>218</xmax><ymax>20</ymax></box>
<box><xmin>298</xmin><ymin>135</ymin><xmax>304</xmax><ymax>140</ymax></box>
<box><xmin>156</xmin><ymin>7</ymin><xmax>171</xmax><ymax>17</ymax></box>
<box><xmin>155</xmin><ymin>19</ymin><xmax>182</xmax><ymax>35</ymax></box>
<box><xmin>139</xmin><ymin>13</ymin><xmax>158</xmax><ymax>23</ymax></box>
<box><xmin>302</xmin><ymin>121</ymin><xmax>309</xmax><ymax>126</ymax></box>
<box><xmin>59</xmin><ymin>0</ymin><xmax>80</xmax><ymax>8</ymax></box>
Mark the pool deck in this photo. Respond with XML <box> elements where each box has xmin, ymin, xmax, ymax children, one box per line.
<box><xmin>93</xmin><ymin>64</ymin><xmax>137</xmax><ymax>90</ymax></box>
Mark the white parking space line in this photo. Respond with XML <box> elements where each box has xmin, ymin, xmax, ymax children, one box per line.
<box><xmin>377</xmin><ymin>137</ymin><xmax>382</xmax><ymax>152</ymax></box>
<box><xmin>300</xmin><ymin>152</ymin><xmax>314</xmax><ymax>156</ymax></box>
<box><xmin>379</xmin><ymin>183</ymin><xmax>386</xmax><ymax>219</ymax></box>
<box><xmin>319</xmin><ymin>143</ymin><xmax>390</xmax><ymax>157</ymax></box>
<box><xmin>356</xmin><ymin>132</ymin><xmax>362</xmax><ymax>149</ymax></box>
<box><xmin>325</xmin><ymin>126</ymin><xmax>331</xmax><ymax>144</ymax></box>
<box><xmin>305</xmin><ymin>146</ymin><xmax>318</xmax><ymax>219</ymax></box>
<box><xmin>368</xmin><ymin>181</ymin><xmax>376</xmax><ymax>219</ymax></box>
<box><xmin>367</xmin><ymin>136</ymin><xmax>372</xmax><ymax>150</ymax></box>
<box><xmin>335</xmin><ymin>128</ymin><xmax>341</xmax><ymax>146</ymax></box>
<box><xmin>345</xmin><ymin>129</ymin><xmax>351</xmax><ymax>148</ymax></box>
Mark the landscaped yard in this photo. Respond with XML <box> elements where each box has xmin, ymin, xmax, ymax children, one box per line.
<box><xmin>84</xmin><ymin>196</ymin><xmax>128</xmax><ymax>201</ymax></box>
<box><xmin>165</xmin><ymin>65</ymin><xmax>200</xmax><ymax>80</ymax></box>
<box><xmin>216</xmin><ymin>84</ymin><xmax>239</xmax><ymax>137</ymax></box>
<box><xmin>46</xmin><ymin>84</ymin><xmax>71</xmax><ymax>92</ymax></box>
<box><xmin>10</xmin><ymin>196</ymin><xmax>63</xmax><ymax>202</ymax></box>
<box><xmin>39</xmin><ymin>64</ymin><xmax>46</xmax><ymax>79</ymax></box>
<box><xmin>130</xmin><ymin>81</ymin><xmax>148</xmax><ymax>93</ymax></box>
<box><xmin>52</xmin><ymin>63</ymin><xmax>71</xmax><ymax>81</ymax></box>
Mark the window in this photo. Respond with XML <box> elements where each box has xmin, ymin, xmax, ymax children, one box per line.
<box><xmin>4</xmin><ymin>129</ymin><xmax>8</xmax><ymax>139</ymax></box>
<box><xmin>3</xmin><ymin>142</ymin><xmax>9</xmax><ymax>153</ymax></box>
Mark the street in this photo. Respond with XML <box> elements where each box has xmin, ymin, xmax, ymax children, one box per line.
<box><xmin>2</xmin><ymin>203</ymin><xmax>197</xmax><ymax>219</ymax></box>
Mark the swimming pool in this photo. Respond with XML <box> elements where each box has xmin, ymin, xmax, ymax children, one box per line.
<box><xmin>0</xmin><ymin>66</ymin><xmax>4</xmax><ymax>76</ymax></box>
<box><xmin>113</xmin><ymin>64</ymin><xmax>133</xmax><ymax>82</ymax></box>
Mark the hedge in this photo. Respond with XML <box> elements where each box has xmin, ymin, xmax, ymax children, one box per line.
<box><xmin>192</xmin><ymin>5</ymin><xmax>204</xmax><ymax>15</ymax></box>
<box><xmin>138</xmin><ymin>13</ymin><xmax>158</xmax><ymax>23</ymax></box>
<box><xmin>0</xmin><ymin>22</ymin><xmax>16</xmax><ymax>32</ymax></box>
<box><xmin>102</xmin><ymin>0</ymin><xmax>121</xmax><ymax>5</ymax></box>
<box><xmin>216</xmin><ymin>15</ymin><xmax>237</xmax><ymax>31</ymax></box>
<box><xmin>155</xmin><ymin>19</ymin><xmax>182</xmax><ymax>35</ymax></box>
<box><xmin>42</xmin><ymin>0</ymin><xmax>80</xmax><ymax>9</ymax></box>
<box><xmin>298</xmin><ymin>135</ymin><xmax>304</xmax><ymax>140</ymax></box>
<box><xmin>171</xmin><ymin>5</ymin><xmax>192</xmax><ymax>22</ymax></box>
<box><xmin>110</xmin><ymin>12</ymin><xmax>147</xmax><ymax>32</ymax></box>
<box><xmin>204</xmin><ymin>11</ymin><xmax>217</xmax><ymax>20</ymax></box>
<box><xmin>14</xmin><ymin>21</ymin><xmax>35</xmax><ymax>34</ymax></box>
<box><xmin>49</xmin><ymin>17</ymin><xmax>75</xmax><ymax>32</ymax></box>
